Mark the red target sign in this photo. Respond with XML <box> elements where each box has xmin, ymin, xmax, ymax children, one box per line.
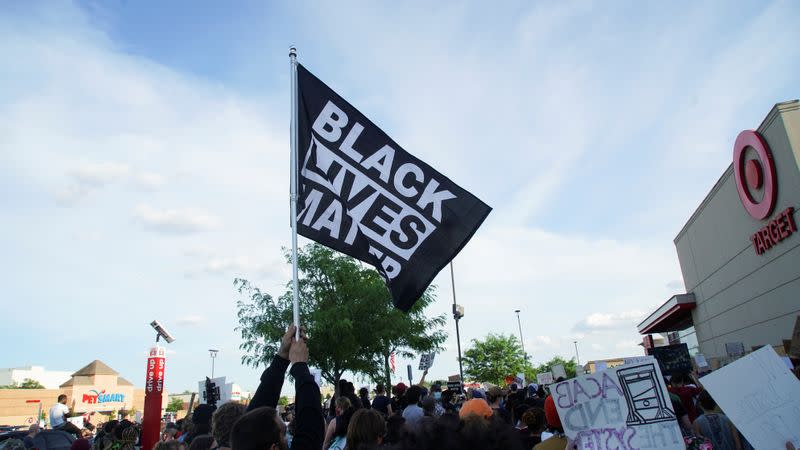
<box><xmin>733</xmin><ymin>130</ymin><xmax>777</xmax><ymax>220</ymax></box>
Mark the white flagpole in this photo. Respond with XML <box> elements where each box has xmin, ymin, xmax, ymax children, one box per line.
<box><xmin>289</xmin><ymin>47</ymin><xmax>300</xmax><ymax>340</ymax></box>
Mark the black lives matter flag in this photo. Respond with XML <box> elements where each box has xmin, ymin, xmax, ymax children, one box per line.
<box><xmin>296</xmin><ymin>64</ymin><xmax>491</xmax><ymax>311</ymax></box>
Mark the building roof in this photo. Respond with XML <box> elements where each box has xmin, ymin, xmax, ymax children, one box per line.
<box><xmin>71</xmin><ymin>360</ymin><xmax>119</xmax><ymax>377</ymax></box>
<box><xmin>117</xmin><ymin>377</ymin><xmax>133</xmax><ymax>386</ymax></box>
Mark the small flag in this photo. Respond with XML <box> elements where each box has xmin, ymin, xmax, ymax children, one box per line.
<box><xmin>390</xmin><ymin>352</ymin><xmax>396</xmax><ymax>374</ymax></box>
<box><xmin>295</xmin><ymin>64</ymin><xmax>491</xmax><ymax>311</ymax></box>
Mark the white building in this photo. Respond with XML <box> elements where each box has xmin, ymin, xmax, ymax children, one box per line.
<box><xmin>0</xmin><ymin>366</ymin><xmax>72</xmax><ymax>389</ymax></box>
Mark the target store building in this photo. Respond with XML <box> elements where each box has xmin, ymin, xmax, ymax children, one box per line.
<box><xmin>638</xmin><ymin>100</ymin><xmax>800</xmax><ymax>365</ymax></box>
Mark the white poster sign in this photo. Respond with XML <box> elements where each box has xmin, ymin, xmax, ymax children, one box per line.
<box><xmin>552</xmin><ymin>357</ymin><xmax>683</xmax><ymax>449</ymax></box>
<box><xmin>552</xmin><ymin>364</ymin><xmax>567</xmax><ymax>380</ymax></box>
<box><xmin>694</xmin><ymin>353</ymin><xmax>709</xmax><ymax>368</ymax></box>
<box><xmin>702</xmin><ymin>345</ymin><xmax>800</xmax><ymax>449</ymax></box>
<box><xmin>536</xmin><ymin>372</ymin><xmax>554</xmax><ymax>385</ymax></box>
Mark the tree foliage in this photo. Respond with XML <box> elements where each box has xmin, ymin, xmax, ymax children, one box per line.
<box><xmin>278</xmin><ymin>396</ymin><xmax>289</xmax><ymax>407</ymax></box>
<box><xmin>20</xmin><ymin>378</ymin><xmax>45</xmax><ymax>389</ymax></box>
<box><xmin>462</xmin><ymin>334</ymin><xmax>532</xmax><ymax>385</ymax></box>
<box><xmin>534</xmin><ymin>355</ymin><xmax>579</xmax><ymax>379</ymax></box>
<box><xmin>236</xmin><ymin>243</ymin><xmax>447</xmax><ymax>388</ymax></box>
<box><xmin>166</xmin><ymin>397</ymin><xmax>184</xmax><ymax>413</ymax></box>
<box><xmin>0</xmin><ymin>379</ymin><xmax>45</xmax><ymax>389</ymax></box>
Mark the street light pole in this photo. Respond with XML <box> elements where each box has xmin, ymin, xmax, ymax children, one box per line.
<box><xmin>573</xmin><ymin>341</ymin><xmax>580</xmax><ymax>366</ymax></box>
<box><xmin>514</xmin><ymin>310</ymin><xmax>527</xmax><ymax>360</ymax></box>
<box><xmin>209</xmin><ymin>349</ymin><xmax>218</xmax><ymax>378</ymax></box>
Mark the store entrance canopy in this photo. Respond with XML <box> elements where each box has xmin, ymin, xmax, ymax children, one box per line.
<box><xmin>638</xmin><ymin>293</ymin><xmax>696</xmax><ymax>334</ymax></box>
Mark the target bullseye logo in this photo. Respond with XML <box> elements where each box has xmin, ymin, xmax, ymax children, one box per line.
<box><xmin>733</xmin><ymin>130</ymin><xmax>777</xmax><ymax>220</ymax></box>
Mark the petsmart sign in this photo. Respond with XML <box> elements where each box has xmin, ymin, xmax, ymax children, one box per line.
<box><xmin>552</xmin><ymin>356</ymin><xmax>683</xmax><ymax>449</ymax></box>
<box><xmin>82</xmin><ymin>390</ymin><xmax>125</xmax><ymax>404</ymax></box>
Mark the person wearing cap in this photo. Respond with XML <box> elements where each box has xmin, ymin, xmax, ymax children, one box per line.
<box><xmin>486</xmin><ymin>386</ymin><xmax>511</xmax><ymax>424</ymax></box>
<box><xmin>533</xmin><ymin>395</ymin><xmax>567</xmax><ymax>450</ymax></box>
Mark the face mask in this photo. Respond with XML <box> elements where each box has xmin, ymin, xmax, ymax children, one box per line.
<box><xmin>433</xmin><ymin>392</ymin><xmax>442</xmax><ymax>401</ymax></box>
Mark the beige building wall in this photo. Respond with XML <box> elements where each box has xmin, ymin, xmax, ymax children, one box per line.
<box><xmin>674</xmin><ymin>100</ymin><xmax>800</xmax><ymax>359</ymax></box>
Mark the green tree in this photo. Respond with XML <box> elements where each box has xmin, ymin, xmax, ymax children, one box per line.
<box><xmin>462</xmin><ymin>334</ymin><xmax>533</xmax><ymax>385</ymax></box>
<box><xmin>19</xmin><ymin>379</ymin><xmax>45</xmax><ymax>389</ymax></box>
<box><xmin>236</xmin><ymin>244</ymin><xmax>447</xmax><ymax>390</ymax></box>
<box><xmin>166</xmin><ymin>397</ymin><xmax>183</xmax><ymax>413</ymax></box>
<box><xmin>278</xmin><ymin>396</ymin><xmax>289</xmax><ymax>407</ymax></box>
<box><xmin>535</xmin><ymin>356</ymin><xmax>579</xmax><ymax>379</ymax></box>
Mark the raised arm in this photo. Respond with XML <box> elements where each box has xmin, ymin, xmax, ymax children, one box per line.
<box><xmin>418</xmin><ymin>369</ymin><xmax>428</xmax><ymax>386</ymax></box>
<box><xmin>287</xmin><ymin>338</ymin><xmax>324</xmax><ymax>450</ymax></box>
<box><xmin>247</xmin><ymin>326</ymin><xmax>297</xmax><ymax>411</ymax></box>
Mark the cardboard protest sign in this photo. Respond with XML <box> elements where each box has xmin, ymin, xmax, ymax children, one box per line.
<box><xmin>418</xmin><ymin>353</ymin><xmax>435</xmax><ymax>371</ymax></box>
<box><xmin>536</xmin><ymin>372</ymin><xmax>554</xmax><ymax>385</ymax></box>
<box><xmin>648</xmin><ymin>344</ymin><xmax>691</xmax><ymax>374</ymax></box>
<box><xmin>701</xmin><ymin>345</ymin><xmax>800</xmax><ymax>449</ymax></box>
<box><xmin>552</xmin><ymin>364</ymin><xmax>568</xmax><ymax>380</ymax></box>
<box><xmin>552</xmin><ymin>358</ymin><xmax>683</xmax><ymax>449</ymax></box>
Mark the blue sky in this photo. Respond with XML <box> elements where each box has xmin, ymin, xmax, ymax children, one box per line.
<box><xmin>1</xmin><ymin>1</ymin><xmax>799</xmax><ymax>395</ymax></box>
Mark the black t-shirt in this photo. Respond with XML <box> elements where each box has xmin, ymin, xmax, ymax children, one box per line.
<box><xmin>372</xmin><ymin>395</ymin><xmax>391</xmax><ymax>415</ymax></box>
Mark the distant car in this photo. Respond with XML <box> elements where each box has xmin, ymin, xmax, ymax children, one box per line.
<box><xmin>32</xmin><ymin>430</ymin><xmax>75</xmax><ymax>450</ymax></box>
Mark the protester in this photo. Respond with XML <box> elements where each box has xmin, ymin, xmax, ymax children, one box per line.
<box><xmin>458</xmin><ymin>399</ymin><xmax>492</xmax><ymax>419</ymax></box>
<box><xmin>391</xmin><ymin>383</ymin><xmax>407</xmax><ymax>414</ymax></box>
<box><xmin>211</xmin><ymin>402</ymin><xmax>246</xmax><ymax>450</ymax></box>
<box><xmin>383</xmin><ymin>415</ymin><xmax>406</xmax><ymax>446</ymax></box>
<box><xmin>188</xmin><ymin>435</ymin><xmax>214</xmax><ymax>450</ymax></box>
<box><xmin>323</xmin><ymin>397</ymin><xmax>353</xmax><ymax>450</ymax></box>
<box><xmin>231</xmin><ymin>325</ymin><xmax>323</xmax><ymax>450</ymax></box>
<box><xmin>154</xmin><ymin>441</ymin><xmax>187</xmax><ymax>450</ymax></box>
<box><xmin>532</xmin><ymin>396</ymin><xmax>567</xmax><ymax>450</ymax></box>
<box><xmin>345</xmin><ymin>409</ymin><xmax>386</xmax><ymax>450</ymax></box>
<box><xmin>49</xmin><ymin>395</ymin><xmax>82</xmax><ymax>436</ymax></box>
<box><xmin>186</xmin><ymin>405</ymin><xmax>216</xmax><ymax>446</ymax></box>
<box><xmin>358</xmin><ymin>387</ymin><xmax>371</xmax><ymax>410</ymax></box>
<box><xmin>370</xmin><ymin>384</ymin><xmax>392</xmax><ymax>417</ymax></box>
<box><xmin>693</xmin><ymin>391</ymin><xmax>742</xmax><ymax>450</ymax></box>
<box><xmin>669</xmin><ymin>372</ymin><xmax>703</xmax><ymax>422</ymax></box>
<box><xmin>486</xmin><ymin>386</ymin><xmax>510</xmax><ymax>424</ymax></box>
<box><xmin>401</xmin><ymin>386</ymin><xmax>424</xmax><ymax>430</ymax></box>
<box><xmin>517</xmin><ymin>407</ymin><xmax>546</xmax><ymax>448</ymax></box>
<box><xmin>345</xmin><ymin>383</ymin><xmax>363</xmax><ymax>410</ymax></box>
<box><xmin>427</xmin><ymin>384</ymin><xmax>445</xmax><ymax>417</ymax></box>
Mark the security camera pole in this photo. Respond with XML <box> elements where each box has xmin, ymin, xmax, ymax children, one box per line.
<box><xmin>142</xmin><ymin>321</ymin><xmax>174</xmax><ymax>450</ymax></box>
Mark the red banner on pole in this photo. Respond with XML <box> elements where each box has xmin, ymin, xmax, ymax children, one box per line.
<box><xmin>141</xmin><ymin>346</ymin><xmax>166</xmax><ymax>450</ymax></box>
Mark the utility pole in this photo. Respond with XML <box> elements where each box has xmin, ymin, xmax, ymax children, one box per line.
<box><xmin>209</xmin><ymin>349</ymin><xmax>219</xmax><ymax>378</ymax></box>
<box><xmin>514</xmin><ymin>309</ymin><xmax>527</xmax><ymax>361</ymax></box>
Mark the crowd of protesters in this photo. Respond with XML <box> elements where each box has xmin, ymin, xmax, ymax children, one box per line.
<box><xmin>4</xmin><ymin>324</ymin><xmax>799</xmax><ymax>450</ymax></box>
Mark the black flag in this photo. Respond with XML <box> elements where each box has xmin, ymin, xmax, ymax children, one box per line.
<box><xmin>295</xmin><ymin>64</ymin><xmax>491</xmax><ymax>311</ymax></box>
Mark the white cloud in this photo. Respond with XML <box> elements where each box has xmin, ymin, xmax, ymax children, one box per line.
<box><xmin>70</xmin><ymin>162</ymin><xmax>131</xmax><ymax>186</ymax></box>
<box><xmin>573</xmin><ymin>310</ymin><xmax>646</xmax><ymax>332</ymax></box>
<box><xmin>134</xmin><ymin>172</ymin><xmax>167</xmax><ymax>190</ymax></box>
<box><xmin>133</xmin><ymin>204</ymin><xmax>220</xmax><ymax>234</ymax></box>
<box><xmin>176</xmin><ymin>315</ymin><xmax>205</xmax><ymax>326</ymax></box>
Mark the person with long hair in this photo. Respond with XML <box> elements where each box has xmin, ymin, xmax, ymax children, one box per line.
<box><xmin>345</xmin><ymin>409</ymin><xmax>386</xmax><ymax>450</ymax></box>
